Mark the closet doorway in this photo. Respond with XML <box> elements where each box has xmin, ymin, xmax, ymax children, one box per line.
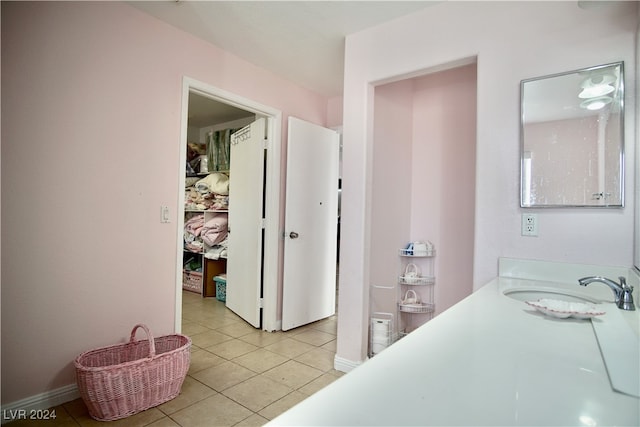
<box><xmin>176</xmin><ymin>77</ymin><xmax>283</xmax><ymax>333</ymax></box>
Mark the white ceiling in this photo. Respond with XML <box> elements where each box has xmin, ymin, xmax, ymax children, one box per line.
<box><xmin>129</xmin><ymin>1</ymin><xmax>439</xmax><ymax>98</ymax></box>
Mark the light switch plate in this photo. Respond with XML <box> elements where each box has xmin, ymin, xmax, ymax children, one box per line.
<box><xmin>161</xmin><ymin>206</ymin><xmax>170</xmax><ymax>223</ymax></box>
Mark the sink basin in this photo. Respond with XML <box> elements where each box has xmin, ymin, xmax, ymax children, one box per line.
<box><xmin>503</xmin><ymin>288</ymin><xmax>599</xmax><ymax>303</ymax></box>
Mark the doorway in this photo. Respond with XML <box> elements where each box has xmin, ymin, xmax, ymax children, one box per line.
<box><xmin>176</xmin><ymin>77</ymin><xmax>283</xmax><ymax>333</ymax></box>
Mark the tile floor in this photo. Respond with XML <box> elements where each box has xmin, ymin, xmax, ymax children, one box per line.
<box><xmin>11</xmin><ymin>291</ymin><xmax>342</xmax><ymax>426</ymax></box>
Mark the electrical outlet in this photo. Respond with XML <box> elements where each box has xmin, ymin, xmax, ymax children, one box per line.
<box><xmin>521</xmin><ymin>213</ymin><xmax>538</xmax><ymax>236</ymax></box>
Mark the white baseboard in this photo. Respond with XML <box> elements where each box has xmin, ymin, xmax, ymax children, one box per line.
<box><xmin>1</xmin><ymin>384</ymin><xmax>79</xmax><ymax>424</ymax></box>
<box><xmin>333</xmin><ymin>355</ymin><xmax>365</xmax><ymax>373</ymax></box>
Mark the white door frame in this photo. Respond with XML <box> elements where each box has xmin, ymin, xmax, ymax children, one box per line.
<box><xmin>175</xmin><ymin>76</ymin><xmax>282</xmax><ymax>332</ymax></box>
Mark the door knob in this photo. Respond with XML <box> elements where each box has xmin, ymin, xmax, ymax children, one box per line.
<box><xmin>289</xmin><ymin>231</ymin><xmax>299</xmax><ymax>239</ymax></box>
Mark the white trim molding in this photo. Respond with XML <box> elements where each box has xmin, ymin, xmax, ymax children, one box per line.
<box><xmin>176</xmin><ymin>76</ymin><xmax>283</xmax><ymax>333</ymax></box>
<box><xmin>333</xmin><ymin>355</ymin><xmax>365</xmax><ymax>373</ymax></box>
<box><xmin>1</xmin><ymin>384</ymin><xmax>79</xmax><ymax>425</ymax></box>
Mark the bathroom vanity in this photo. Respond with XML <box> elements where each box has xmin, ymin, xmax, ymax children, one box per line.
<box><xmin>268</xmin><ymin>259</ymin><xmax>640</xmax><ymax>426</ymax></box>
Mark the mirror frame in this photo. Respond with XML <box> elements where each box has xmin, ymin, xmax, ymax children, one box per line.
<box><xmin>520</xmin><ymin>62</ymin><xmax>625</xmax><ymax>208</ymax></box>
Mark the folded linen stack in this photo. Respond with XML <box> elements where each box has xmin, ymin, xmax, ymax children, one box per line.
<box><xmin>184</xmin><ymin>212</ymin><xmax>229</xmax><ymax>254</ymax></box>
<box><xmin>201</xmin><ymin>213</ymin><xmax>228</xmax><ymax>246</ymax></box>
<box><xmin>184</xmin><ymin>214</ymin><xmax>205</xmax><ymax>252</ymax></box>
<box><xmin>205</xmin><ymin>237</ymin><xmax>228</xmax><ymax>260</ymax></box>
<box><xmin>195</xmin><ymin>173</ymin><xmax>229</xmax><ymax>196</ymax></box>
<box><xmin>184</xmin><ymin>173</ymin><xmax>230</xmax><ymax>211</ymax></box>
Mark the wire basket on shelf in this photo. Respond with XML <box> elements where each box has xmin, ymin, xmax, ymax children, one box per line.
<box><xmin>399</xmin><ymin>302</ymin><xmax>435</xmax><ymax>314</ymax></box>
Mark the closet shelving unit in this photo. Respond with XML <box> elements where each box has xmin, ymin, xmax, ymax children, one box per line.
<box><xmin>182</xmin><ymin>206</ymin><xmax>228</xmax><ymax>297</ymax></box>
<box><xmin>397</xmin><ymin>245</ymin><xmax>436</xmax><ymax>337</ymax></box>
<box><xmin>182</xmin><ymin>130</ymin><xmax>232</xmax><ymax>298</ymax></box>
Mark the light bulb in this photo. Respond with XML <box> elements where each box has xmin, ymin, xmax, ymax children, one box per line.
<box><xmin>580</xmin><ymin>96</ymin><xmax>612</xmax><ymax>110</ymax></box>
<box><xmin>579</xmin><ymin>84</ymin><xmax>614</xmax><ymax>99</ymax></box>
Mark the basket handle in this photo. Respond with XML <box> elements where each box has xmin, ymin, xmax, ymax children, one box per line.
<box><xmin>130</xmin><ymin>324</ymin><xmax>156</xmax><ymax>358</ymax></box>
<box><xmin>402</xmin><ymin>289</ymin><xmax>419</xmax><ymax>304</ymax></box>
<box><xmin>404</xmin><ymin>263</ymin><xmax>420</xmax><ymax>277</ymax></box>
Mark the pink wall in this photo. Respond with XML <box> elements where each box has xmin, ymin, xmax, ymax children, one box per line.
<box><xmin>524</xmin><ymin>114</ymin><xmax>623</xmax><ymax>206</ymax></box>
<box><xmin>370</xmin><ymin>80</ymin><xmax>413</xmax><ymax>285</ymax></box>
<box><xmin>525</xmin><ymin>117</ymin><xmax>599</xmax><ymax>205</ymax></box>
<box><xmin>411</xmin><ymin>64</ymin><xmax>477</xmax><ymax>315</ymax></box>
<box><xmin>1</xmin><ymin>2</ymin><xmax>328</xmax><ymax>404</ymax></box>
<box><xmin>326</xmin><ymin>96</ymin><xmax>344</xmax><ymax>129</ymax></box>
<box><xmin>337</xmin><ymin>1</ymin><xmax>637</xmax><ymax>364</ymax></box>
<box><xmin>367</xmin><ymin>65</ymin><xmax>476</xmax><ymax>342</ymax></box>
<box><xmin>369</xmin><ymin>65</ymin><xmax>476</xmax><ymax>325</ymax></box>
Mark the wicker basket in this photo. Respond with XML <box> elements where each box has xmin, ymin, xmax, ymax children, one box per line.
<box><xmin>183</xmin><ymin>270</ymin><xmax>202</xmax><ymax>293</ymax></box>
<box><xmin>74</xmin><ymin>324</ymin><xmax>191</xmax><ymax>421</ymax></box>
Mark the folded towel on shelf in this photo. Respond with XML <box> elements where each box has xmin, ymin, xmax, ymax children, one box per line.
<box><xmin>204</xmin><ymin>237</ymin><xmax>229</xmax><ymax>260</ymax></box>
<box><xmin>204</xmin><ymin>245</ymin><xmax>226</xmax><ymax>260</ymax></box>
<box><xmin>203</xmin><ymin>214</ymin><xmax>227</xmax><ymax>230</ymax></box>
<box><xmin>201</xmin><ymin>213</ymin><xmax>228</xmax><ymax>246</ymax></box>
<box><xmin>184</xmin><ymin>214</ymin><xmax>205</xmax><ymax>236</ymax></box>
<box><xmin>195</xmin><ymin>173</ymin><xmax>229</xmax><ymax>196</ymax></box>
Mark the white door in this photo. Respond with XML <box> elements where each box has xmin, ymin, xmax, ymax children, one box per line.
<box><xmin>282</xmin><ymin>117</ymin><xmax>340</xmax><ymax>331</ymax></box>
<box><xmin>226</xmin><ymin>118</ymin><xmax>266</xmax><ymax>328</ymax></box>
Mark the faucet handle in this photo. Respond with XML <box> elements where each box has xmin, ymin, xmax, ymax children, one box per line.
<box><xmin>617</xmin><ymin>276</ymin><xmax>635</xmax><ymax>311</ymax></box>
<box><xmin>618</xmin><ymin>276</ymin><xmax>633</xmax><ymax>291</ymax></box>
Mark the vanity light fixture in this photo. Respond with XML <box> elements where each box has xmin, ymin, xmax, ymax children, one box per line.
<box><xmin>582</xmin><ymin>73</ymin><xmax>616</xmax><ymax>87</ymax></box>
<box><xmin>578</xmin><ymin>72</ymin><xmax>617</xmax><ymax>110</ymax></box>
<box><xmin>580</xmin><ymin>96</ymin><xmax>613</xmax><ymax>111</ymax></box>
<box><xmin>578</xmin><ymin>83</ymin><xmax>615</xmax><ymax>99</ymax></box>
<box><xmin>579</xmin><ymin>73</ymin><xmax>616</xmax><ymax>98</ymax></box>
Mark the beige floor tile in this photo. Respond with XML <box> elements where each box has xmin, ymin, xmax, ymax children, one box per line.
<box><xmin>216</xmin><ymin>321</ymin><xmax>259</xmax><ymax>338</ymax></box>
<box><xmin>233</xmin><ymin>413</ymin><xmax>269</xmax><ymax>426</ymax></box>
<box><xmin>309</xmin><ymin>317</ymin><xmax>338</xmax><ymax>335</ymax></box>
<box><xmin>191</xmin><ymin>361</ymin><xmax>257</xmax><ymax>391</ymax></box>
<box><xmin>222</xmin><ymin>375</ymin><xmax>292</xmax><ymax>412</ymax></box>
<box><xmin>281</xmin><ymin>323</ymin><xmax>313</xmax><ymax>336</ymax></box>
<box><xmin>65</xmin><ymin>401</ymin><xmax>165</xmax><ymax>427</ymax></box>
<box><xmin>62</xmin><ymin>398</ymin><xmax>165</xmax><ymax>427</ymax></box>
<box><xmin>188</xmin><ymin>348</ymin><xmax>226</xmax><ymax>374</ymax></box>
<box><xmin>258</xmin><ymin>390</ymin><xmax>308</xmax><ymax>421</ymax></box>
<box><xmin>264</xmin><ymin>338</ymin><xmax>314</xmax><ymax>359</ymax></box>
<box><xmin>297</xmin><ymin>372</ymin><xmax>341</xmax><ymax>396</ymax></box>
<box><xmin>182</xmin><ymin>322</ymin><xmax>209</xmax><ymax>336</ymax></box>
<box><xmin>295</xmin><ymin>346</ymin><xmax>335</xmax><ymax>372</ymax></box>
<box><xmin>321</xmin><ymin>339</ymin><xmax>337</xmax><ymax>352</ymax></box>
<box><xmin>145</xmin><ymin>417</ymin><xmax>180</xmax><ymax>427</ymax></box>
<box><xmin>190</xmin><ymin>329</ymin><xmax>234</xmax><ymax>348</ymax></box>
<box><xmin>156</xmin><ymin>377</ymin><xmax>216</xmax><ymax>415</ymax></box>
<box><xmin>205</xmin><ymin>338</ymin><xmax>259</xmax><ymax>360</ymax></box>
<box><xmin>181</xmin><ymin>310</ymin><xmax>212</xmax><ymax>324</ymax></box>
<box><xmin>170</xmin><ymin>394</ymin><xmax>253</xmax><ymax>427</ymax></box>
<box><xmin>107</xmin><ymin>409</ymin><xmax>167</xmax><ymax>427</ymax></box>
<box><xmin>232</xmin><ymin>348</ymin><xmax>289</xmax><ymax>373</ymax></box>
<box><xmin>239</xmin><ymin>330</ymin><xmax>286</xmax><ymax>347</ymax></box>
<box><xmin>291</xmin><ymin>329</ymin><xmax>335</xmax><ymax>346</ymax></box>
<box><xmin>262</xmin><ymin>360</ymin><xmax>323</xmax><ymax>389</ymax></box>
<box><xmin>14</xmin><ymin>291</ymin><xmax>339</xmax><ymax>427</ymax></box>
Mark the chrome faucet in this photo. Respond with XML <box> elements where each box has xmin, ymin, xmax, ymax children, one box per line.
<box><xmin>578</xmin><ymin>276</ymin><xmax>635</xmax><ymax>311</ymax></box>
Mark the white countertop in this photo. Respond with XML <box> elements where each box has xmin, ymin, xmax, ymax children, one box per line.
<box><xmin>268</xmin><ymin>277</ymin><xmax>640</xmax><ymax>426</ymax></box>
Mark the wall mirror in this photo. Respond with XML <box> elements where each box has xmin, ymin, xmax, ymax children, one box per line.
<box><xmin>520</xmin><ymin>62</ymin><xmax>624</xmax><ymax>207</ymax></box>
